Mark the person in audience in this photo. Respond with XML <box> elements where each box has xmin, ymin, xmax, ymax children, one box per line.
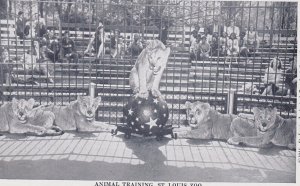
<box><xmin>127</xmin><ymin>33</ymin><xmax>144</xmax><ymax>56</ymax></box>
<box><xmin>38</xmin><ymin>43</ymin><xmax>54</xmax><ymax>83</ymax></box>
<box><xmin>34</xmin><ymin>13</ymin><xmax>48</xmax><ymax>39</ymax></box>
<box><xmin>190</xmin><ymin>34</ymin><xmax>201</xmax><ymax>61</ymax></box>
<box><xmin>84</xmin><ymin>21</ymin><xmax>105</xmax><ymax>58</ymax></box>
<box><xmin>245</xmin><ymin>25</ymin><xmax>260</xmax><ymax>52</ymax></box>
<box><xmin>219</xmin><ymin>32</ymin><xmax>228</xmax><ymax>56</ymax></box>
<box><xmin>284</xmin><ymin>57</ymin><xmax>297</xmax><ymax>96</ymax></box>
<box><xmin>210</xmin><ymin>32</ymin><xmax>219</xmax><ymax>56</ymax></box>
<box><xmin>158</xmin><ymin>25</ymin><xmax>168</xmax><ymax>45</ymax></box>
<box><xmin>190</xmin><ymin>24</ymin><xmax>200</xmax><ymax>45</ymax></box>
<box><xmin>48</xmin><ymin>34</ymin><xmax>61</xmax><ymax>62</ymax></box>
<box><xmin>0</xmin><ymin>47</ymin><xmax>14</xmax><ymax>86</ymax></box>
<box><xmin>198</xmin><ymin>35</ymin><xmax>211</xmax><ymax>60</ymax></box>
<box><xmin>16</xmin><ymin>11</ymin><xmax>30</xmax><ymax>39</ymax></box>
<box><xmin>225</xmin><ymin>20</ymin><xmax>240</xmax><ymax>40</ymax></box>
<box><xmin>262</xmin><ymin>57</ymin><xmax>283</xmax><ymax>95</ymax></box>
<box><xmin>239</xmin><ymin>27</ymin><xmax>249</xmax><ymax>57</ymax></box>
<box><xmin>61</xmin><ymin>31</ymin><xmax>79</xmax><ymax>64</ymax></box>
<box><xmin>226</xmin><ymin>33</ymin><xmax>239</xmax><ymax>61</ymax></box>
<box><xmin>109</xmin><ymin>29</ymin><xmax>121</xmax><ymax>59</ymax></box>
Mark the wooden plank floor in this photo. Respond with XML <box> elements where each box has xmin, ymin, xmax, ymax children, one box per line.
<box><xmin>0</xmin><ymin>131</ymin><xmax>295</xmax><ymax>182</ymax></box>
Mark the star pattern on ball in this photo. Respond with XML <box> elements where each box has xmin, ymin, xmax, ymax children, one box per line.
<box><xmin>153</xmin><ymin>98</ymin><xmax>159</xmax><ymax>104</ymax></box>
<box><xmin>128</xmin><ymin>108</ymin><xmax>133</xmax><ymax>115</ymax></box>
<box><xmin>146</xmin><ymin>117</ymin><xmax>158</xmax><ymax>129</ymax></box>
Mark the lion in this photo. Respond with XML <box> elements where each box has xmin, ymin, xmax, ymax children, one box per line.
<box><xmin>42</xmin><ymin>95</ymin><xmax>112</xmax><ymax>132</ymax></box>
<box><xmin>177</xmin><ymin>101</ymin><xmax>238</xmax><ymax>140</ymax></box>
<box><xmin>228</xmin><ymin>106</ymin><xmax>296</xmax><ymax>150</ymax></box>
<box><xmin>0</xmin><ymin>98</ymin><xmax>63</xmax><ymax>136</ymax></box>
<box><xmin>129</xmin><ymin>39</ymin><xmax>171</xmax><ymax>99</ymax></box>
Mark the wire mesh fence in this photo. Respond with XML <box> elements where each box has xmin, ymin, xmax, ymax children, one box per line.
<box><xmin>0</xmin><ymin>0</ymin><xmax>297</xmax><ymax>126</ymax></box>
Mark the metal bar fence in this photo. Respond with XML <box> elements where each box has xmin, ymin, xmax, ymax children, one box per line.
<box><xmin>0</xmin><ymin>0</ymin><xmax>297</xmax><ymax>128</ymax></box>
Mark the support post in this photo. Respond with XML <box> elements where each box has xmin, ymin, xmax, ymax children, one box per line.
<box><xmin>89</xmin><ymin>82</ymin><xmax>96</xmax><ymax>98</ymax></box>
<box><xmin>227</xmin><ymin>90</ymin><xmax>237</xmax><ymax>114</ymax></box>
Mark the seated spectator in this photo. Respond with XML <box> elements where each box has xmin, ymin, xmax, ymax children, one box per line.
<box><xmin>38</xmin><ymin>44</ymin><xmax>54</xmax><ymax>83</ymax></box>
<box><xmin>239</xmin><ymin>28</ymin><xmax>249</xmax><ymax>57</ymax></box>
<box><xmin>84</xmin><ymin>21</ymin><xmax>105</xmax><ymax>58</ymax></box>
<box><xmin>127</xmin><ymin>34</ymin><xmax>144</xmax><ymax>56</ymax></box>
<box><xmin>224</xmin><ymin>20</ymin><xmax>240</xmax><ymax>40</ymax></box>
<box><xmin>190</xmin><ymin>34</ymin><xmax>201</xmax><ymax>61</ymax></box>
<box><xmin>190</xmin><ymin>25</ymin><xmax>200</xmax><ymax>45</ymax></box>
<box><xmin>198</xmin><ymin>35</ymin><xmax>211</xmax><ymax>60</ymax></box>
<box><xmin>245</xmin><ymin>25</ymin><xmax>260</xmax><ymax>51</ymax></box>
<box><xmin>109</xmin><ymin>29</ymin><xmax>122</xmax><ymax>59</ymax></box>
<box><xmin>158</xmin><ymin>25</ymin><xmax>168</xmax><ymax>45</ymax></box>
<box><xmin>16</xmin><ymin>11</ymin><xmax>30</xmax><ymax>39</ymax></box>
<box><xmin>284</xmin><ymin>57</ymin><xmax>297</xmax><ymax>96</ymax></box>
<box><xmin>219</xmin><ymin>32</ymin><xmax>228</xmax><ymax>56</ymax></box>
<box><xmin>210</xmin><ymin>32</ymin><xmax>219</xmax><ymax>56</ymax></box>
<box><xmin>226</xmin><ymin>33</ymin><xmax>239</xmax><ymax>57</ymax></box>
<box><xmin>61</xmin><ymin>31</ymin><xmax>78</xmax><ymax>64</ymax></box>
<box><xmin>262</xmin><ymin>57</ymin><xmax>283</xmax><ymax>95</ymax></box>
<box><xmin>34</xmin><ymin>14</ymin><xmax>48</xmax><ymax>39</ymax></box>
<box><xmin>0</xmin><ymin>47</ymin><xmax>13</xmax><ymax>85</ymax></box>
<box><xmin>48</xmin><ymin>34</ymin><xmax>60</xmax><ymax>62</ymax></box>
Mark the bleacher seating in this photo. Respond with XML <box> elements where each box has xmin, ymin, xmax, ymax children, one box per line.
<box><xmin>0</xmin><ymin>20</ymin><xmax>297</xmax><ymax>124</ymax></box>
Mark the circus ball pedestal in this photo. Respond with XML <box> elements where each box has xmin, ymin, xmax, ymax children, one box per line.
<box><xmin>111</xmin><ymin>92</ymin><xmax>177</xmax><ymax>140</ymax></box>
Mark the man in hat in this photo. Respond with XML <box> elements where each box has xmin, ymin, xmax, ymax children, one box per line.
<box><xmin>16</xmin><ymin>11</ymin><xmax>30</xmax><ymax>39</ymax></box>
<box><xmin>61</xmin><ymin>31</ymin><xmax>78</xmax><ymax>65</ymax></box>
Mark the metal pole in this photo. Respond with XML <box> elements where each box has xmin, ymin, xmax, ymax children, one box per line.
<box><xmin>227</xmin><ymin>90</ymin><xmax>236</xmax><ymax>114</ymax></box>
<box><xmin>89</xmin><ymin>82</ymin><xmax>96</xmax><ymax>98</ymax></box>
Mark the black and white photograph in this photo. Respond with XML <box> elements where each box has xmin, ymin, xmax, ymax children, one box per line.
<box><xmin>0</xmin><ymin>0</ymin><xmax>298</xmax><ymax>185</ymax></box>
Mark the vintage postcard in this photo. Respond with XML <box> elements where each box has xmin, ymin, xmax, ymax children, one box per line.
<box><xmin>0</xmin><ymin>0</ymin><xmax>298</xmax><ymax>185</ymax></box>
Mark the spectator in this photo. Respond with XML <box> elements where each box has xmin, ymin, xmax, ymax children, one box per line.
<box><xmin>16</xmin><ymin>11</ymin><xmax>30</xmax><ymax>39</ymax></box>
<box><xmin>48</xmin><ymin>34</ymin><xmax>60</xmax><ymax>62</ymax></box>
<box><xmin>285</xmin><ymin>57</ymin><xmax>297</xmax><ymax>96</ymax></box>
<box><xmin>84</xmin><ymin>21</ymin><xmax>105</xmax><ymax>58</ymax></box>
<box><xmin>210</xmin><ymin>32</ymin><xmax>219</xmax><ymax>56</ymax></box>
<box><xmin>158</xmin><ymin>25</ymin><xmax>168</xmax><ymax>45</ymax></box>
<box><xmin>224</xmin><ymin>20</ymin><xmax>240</xmax><ymax>40</ymax></box>
<box><xmin>219</xmin><ymin>32</ymin><xmax>228</xmax><ymax>56</ymax></box>
<box><xmin>127</xmin><ymin>33</ymin><xmax>144</xmax><ymax>56</ymax></box>
<box><xmin>61</xmin><ymin>31</ymin><xmax>79</xmax><ymax>64</ymax></box>
<box><xmin>262</xmin><ymin>57</ymin><xmax>283</xmax><ymax>95</ymax></box>
<box><xmin>198</xmin><ymin>35</ymin><xmax>211</xmax><ymax>60</ymax></box>
<box><xmin>190</xmin><ymin>34</ymin><xmax>201</xmax><ymax>61</ymax></box>
<box><xmin>109</xmin><ymin>29</ymin><xmax>122</xmax><ymax>59</ymax></box>
<box><xmin>190</xmin><ymin>24</ymin><xmax>200</xmax><ymax>45</ymax></box>
<box><xmin>38</xmin><ymin>44</ymin><xmax>54</xmax><ymax>83</ymax></box>
<box><xmin>245</xmin><ymin>25</ymin><xmax>260</xmax><ymax>52</ymax></box>
<box><xmin>226</xmin><ymin>33</ymin><xmax>239</xmax><ymax>58</ymax></box>
<box><xmin>34</xmin><ymin>14</ymin><xmax>48</xmax><ymax>39</ymax></box>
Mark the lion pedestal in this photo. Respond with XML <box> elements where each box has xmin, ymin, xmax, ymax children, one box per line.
<box><xmin>111</xmin><ymin>92</ymin><xmax>177</xmax><ymax>140</ymax></box>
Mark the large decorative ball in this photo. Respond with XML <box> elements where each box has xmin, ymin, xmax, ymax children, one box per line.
<box><xmin>123</xmin><ymin>93</ymin><xmax>169</xmax><ymax>136</ymax></box>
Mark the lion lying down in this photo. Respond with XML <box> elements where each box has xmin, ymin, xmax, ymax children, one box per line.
<box><xmin>228</xmin><ymin>107</ymin><xmax>296</xmax><ymax>150</ymax></box>
<box><xmin>179</xmin><ymin>101</ymin><xmax>296</xmax><ymax>150</ymax></box>
<box><xmin>0</xmin><ymin>98</ymin><xmax>63</xmax><ymax>136</ymax></box>
<box><xmin>42</xmin><ymin>96</ymin><xmax>112</xmax><ymax>132</ymax></box>
<box><xmin>177</xmin><ymin>101</ymin><xmax>237</xmax><ymax>140</ymax></box>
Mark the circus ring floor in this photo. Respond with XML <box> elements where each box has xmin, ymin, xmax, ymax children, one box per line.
<box><xmin>0</xmin><ymin>131</ymin><xmax>295</xmax><ymax>182</ymax></box>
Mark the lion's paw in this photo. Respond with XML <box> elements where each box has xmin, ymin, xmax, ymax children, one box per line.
<box><xmin>288</xmin><ymin>143</ymin><xmax>296</xmax><ymax>150</ymax></box>
<box><xmin>227</xmin><ymin>137</ymin><xmax>240</xmax><ymax>145</ymax></box>
<box><xmin>151</xmin><ymin>89</ymin><xmax>161</xmax><ymax>98</ymax></box>
<box><xmin>138</xmin><ymin>91</ymin><xmax>149</xmax><ymax>99</ymax></box>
